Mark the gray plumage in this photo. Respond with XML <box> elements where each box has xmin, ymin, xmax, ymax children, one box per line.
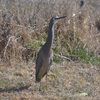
<box><xmin>35</xmin><ymin>16</ymin><xmax>66</xmax><ymax>82</ymax></box>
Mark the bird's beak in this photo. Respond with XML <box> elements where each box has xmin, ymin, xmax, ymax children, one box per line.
<box><xmin>56</xmin><ymin>16</ymin><xmax>66</xmax><ymax>20</ymax></box>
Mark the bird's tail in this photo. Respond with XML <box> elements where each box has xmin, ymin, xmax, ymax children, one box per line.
<box><xmin>35</xmin><ymin>74</ymin><xmax>41</xmax><ymax>82</ymax></box>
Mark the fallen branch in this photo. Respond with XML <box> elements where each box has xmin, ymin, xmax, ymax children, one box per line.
<box><xmin>54</xmin><ymin>53</ymin><xmax>73</xmax><ymax>62</ymax></box>
<box><xmin>3</xmin><ymin>36</ymin><xmax>15</xmax><ymax>57</ymax></box>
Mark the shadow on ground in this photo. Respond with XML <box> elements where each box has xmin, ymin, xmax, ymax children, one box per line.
<box><xmin>0</xmin><ymin>85</ymin><xmax>31</xmax><ymax>93</ymax></box>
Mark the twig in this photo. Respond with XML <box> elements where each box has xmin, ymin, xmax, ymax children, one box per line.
<box><xmin>54</xmin><ymin>53</ymin><xmax>73</xmax><ymax>62</ymax></box>
<box><xmin>3</xmin><ymin>36</ymin><xmax>15</xmax><ymax>57</ymax></box>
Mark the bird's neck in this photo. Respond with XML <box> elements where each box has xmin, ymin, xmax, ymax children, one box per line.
<box><xmin>44</xmin><ymin>22</ymin><xmax>54</xmax><ymax>54</ymax></box>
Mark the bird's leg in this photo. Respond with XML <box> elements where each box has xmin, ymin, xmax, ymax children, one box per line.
<box><xmin>39</xmin><ymin>77</ymin><xmax>42</xmax><ymax>91</ymax></box>
<box><xmin>46</xmin><ymin>74</ymin><xmax>48</xmax><ymax>89</ymax></box>
<box><xmin>40</xmin><ymin>80</ymin><xmax>41</xmax><ymax>89</ymax></box>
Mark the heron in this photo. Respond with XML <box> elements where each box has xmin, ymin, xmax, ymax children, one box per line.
<box><xmin>35</xmin><ymin>16</ymin><xmax>66</xmax><ymax>89</ymax></box>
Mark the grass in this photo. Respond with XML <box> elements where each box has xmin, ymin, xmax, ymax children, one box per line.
<box><xmin>72</xmin><ymin>43</ymin><xmax>100</xmax><ymax>65</ymax></box>
<box><xmin>0</xmin><ymin>69</ymin><xmax>5</xmax><ymax>73</ymax></box>
<box><xmin>0</xmin><ymin>0</ymin><xmax>100</xmax><ymax>65</ymax></box>
<box><xmin>0</xmin><ymin>0</ymin><xmax>100</xmax><ymax>99</ymax></box>
<box><xmin>52</xmin><ymin>35</ymin><xmax>100</xmax><ymax>65</ymax></box>
<box><xmin>0</xmin><ymin>61</ymin><xmax>100</xmax><ymax>100</ymax></box>
<box><xmin>0</xmin><ymin>79</ymin><xmax>4</xmax><ymax>85</ymax></box>
<box><xmin>71</xmin><ymin>47</ymin><xmax>100</xmax><ymax>65</ymax></box>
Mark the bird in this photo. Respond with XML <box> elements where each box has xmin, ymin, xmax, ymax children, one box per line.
<box><xmin>35</xmin><ymin>16</ymin><xmax>66</xmax><ymax>89</ymax></box>
<box><xmin>80</xmin><ymin>0</ymin><xmax>84</xmax><ymax>8</ymax></box>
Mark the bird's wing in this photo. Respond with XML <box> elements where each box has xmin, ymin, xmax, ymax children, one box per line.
<box><xmin>35</xmin><ymin>50</ymin><xmax>43</xmax><ymax>77</ymax></box>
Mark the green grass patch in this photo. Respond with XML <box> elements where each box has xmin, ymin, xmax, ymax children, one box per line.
<box><xmin>0</xmin><ymin>79</ymin><xmax>4</xmax><ymax>85</ymax></box>
<box><xmin>68</xmin><ymin>38</ymin><xmax>100</xmax><ymax>65</ymax></box>
<box><xmin>0</xmin><ymin>69</ymin><xmax>5</xmax><ymax>73</ymax></box>
<box><xmin>53</xmin><ymin>36</ymin><xmax>100</xmax><ymax>65</ymax></box>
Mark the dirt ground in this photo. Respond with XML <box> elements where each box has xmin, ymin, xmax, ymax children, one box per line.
<box><xmin>0</xmin><ymin>61</ymin><xmax>100</xmax><ymax>100</ymax></box>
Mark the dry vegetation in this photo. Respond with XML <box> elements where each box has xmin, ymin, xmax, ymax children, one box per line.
<box><xmin>0</xmin><ymin>0</ymin><xmax>100</xmax><ymax>100</ymax></box>
<box><xmin>0</xmin><ymin>62</ymin><xmax>100</xmax><ymax>100</ymax></box>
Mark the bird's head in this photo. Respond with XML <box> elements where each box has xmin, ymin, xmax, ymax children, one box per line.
<box><xmin>50</xmin><ymin>16</ymin><xmax>66</xmax><ymax>24</ymax></box>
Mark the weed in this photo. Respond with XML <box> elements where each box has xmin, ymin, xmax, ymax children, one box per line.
<box><xmin>0</xmin><ymin>79</ymin><xmax>3</xmax><ymax>85</ymax></box>
<box><xmin>0</xmin><ymin>69</ymin><xmax>5</xmax><ymax>73</ymax></box>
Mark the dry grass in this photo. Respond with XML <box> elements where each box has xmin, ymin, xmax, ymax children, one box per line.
<box><xmin>0</xmin><ymin>61</ymin><xmax>100</xmax><ymax>100</ymax></box>
<box><xmin>0</xmin><ymin>0</ymin><xmax>100</xmax><ymax>64</ymax></box>
<box><xmin>0</xmin><ymin>0</ymin><xmax>100</xmax><ymax>99</ymax></box>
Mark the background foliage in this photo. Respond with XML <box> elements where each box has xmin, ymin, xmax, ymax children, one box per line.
<box><xmin>0</xmin><ymin>0</ymin><xmax>100</xmax><ymax>65</ymax></box>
